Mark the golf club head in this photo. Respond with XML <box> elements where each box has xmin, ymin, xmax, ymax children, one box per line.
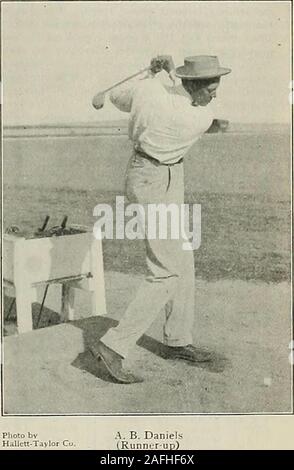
<box><xmin>92</xmin><ymin>93</ymin><xmax>105</xmax><ymax>110</ymax></box>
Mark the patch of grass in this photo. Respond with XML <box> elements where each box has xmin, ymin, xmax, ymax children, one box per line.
<box><xmin>4</xmin><ymin>187</ymin><xmax>290</xmax><ymax>283</ymax></box>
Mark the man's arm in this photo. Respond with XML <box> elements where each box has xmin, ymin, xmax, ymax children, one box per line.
<box><xmin>109</xmin><ymin>85</ymin><xmax>135</xmax><ymax>113</ymax></box>
<box><xmin>109</xmin><ymin>56</ymin><xmax>175</xmax><ymax>112</ymax></box>
<box><xmin>109</xmin><ymin>68</ymin><xmax>155</xmax><ymax>112</ymax></box>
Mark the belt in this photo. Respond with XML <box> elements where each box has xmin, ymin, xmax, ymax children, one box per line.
<box><xmin>135</xmin><ymin>149</ymin><xmax>183</xmax><ymax>166</ymax></box>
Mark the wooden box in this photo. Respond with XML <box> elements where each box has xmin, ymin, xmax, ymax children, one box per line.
<box><xmin>3</xmin><ymin>231</ymin><xmax>106</xmax><ymax>333</ymax></box>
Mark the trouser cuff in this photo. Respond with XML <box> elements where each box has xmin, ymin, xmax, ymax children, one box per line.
<box><xmin>163</xmin><ymin>336</ymin><xmax>193</xmax><ymax>347</ymax></box>
<box><xmin>99</xmin><ymin>335</ymin><xmax>128</xmax><ymax>359</ymax></box>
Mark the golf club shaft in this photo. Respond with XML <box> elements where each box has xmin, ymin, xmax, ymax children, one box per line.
<box><xmin>100</xmin><ymin>66</ymin><xmax>150</xmax><ymax>95</ymax></box>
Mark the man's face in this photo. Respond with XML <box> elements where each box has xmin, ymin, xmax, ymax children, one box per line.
<box><xmin>193</xmin><ymin>79</ymin><xmax>220</xmax><ymax>107</ymax></box>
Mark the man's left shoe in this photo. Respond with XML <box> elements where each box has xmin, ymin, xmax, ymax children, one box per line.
<box><xmin>89</xmin><ymin>341</ymin><xmax>144</xmax><ymax>384</ymax></box>
<box><xmin>166</xmin><ymin>344</ymin><xmax>212</xmax><ymax>363</ymax></box>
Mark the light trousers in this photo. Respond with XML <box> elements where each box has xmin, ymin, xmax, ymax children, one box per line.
<box><xmin>101</xmin><ymin>151</ymin><xmax>195</xmax><ymax>358</ymax></box>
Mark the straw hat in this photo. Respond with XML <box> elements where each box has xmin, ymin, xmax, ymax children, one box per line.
<box><xmin>176</xmin><ymin>55</ymin><xmax>231</xmax><ymax>79</ymax></box>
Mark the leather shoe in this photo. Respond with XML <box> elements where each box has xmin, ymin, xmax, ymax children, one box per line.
<box><xmin>90</xmin><ymin>341</ymin><xmax>144</xmax><ymax>384</ymax></box>
<box><xmin>165</xmin><ymin>344</ymin><xmax>212</xmax><ymax>363</ymax></box>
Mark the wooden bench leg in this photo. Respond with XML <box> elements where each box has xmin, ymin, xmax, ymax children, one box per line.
<box><xmin>12</xmin><ymin>238</ymin><xmax>33</xmax><ymax>333</ymax></box>
<box><xmin>61</xmin><ymin>284</ymin><xmax>75</xmax><ymax>322</ymax></box>
<box><xmin>14</xmin><ymin>281</ymin><xmax>33</xmax><ymax>333</ymax></box>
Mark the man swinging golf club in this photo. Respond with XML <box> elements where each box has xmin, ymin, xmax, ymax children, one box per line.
<box><xmin>91</xmin><ymin>55</ymin><xmax>231</xmax><ymax>383</ymax></box>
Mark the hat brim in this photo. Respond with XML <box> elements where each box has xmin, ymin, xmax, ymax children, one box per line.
<box><xmin>175</xmin><ymin>66</ymin><xmax>231</xmax><ymax>79</ymax></box>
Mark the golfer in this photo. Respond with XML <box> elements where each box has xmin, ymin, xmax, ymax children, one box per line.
<box><xmin>91</xmin><ymin>55</ymin><xmax>231</xmax><ymax>383</ymax></box>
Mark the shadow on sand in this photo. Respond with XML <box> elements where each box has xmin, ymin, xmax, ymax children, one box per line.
<box><xmin>71</xmin><ymin>316</ymin><xmax>229</xmax><ymax>382</ymax></box>
<box><xmin>4</xmin><ymin>297</ymin><xmax>229</xmax><ymax>382</ymax></box>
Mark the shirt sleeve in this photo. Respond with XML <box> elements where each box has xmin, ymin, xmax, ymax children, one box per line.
<box><xmin>109</xmin><ymin>85</ymin><xmax>134</xmax><ymax>113</ymax></box>
<box><xmin>163</xmin><ymin>82</ymin><xmax>190</xmax><ymax>98</ymax></box>
<box><xmin>109</xmin><ymin>71</ymin><xmax>152</xmax><ymax>113</ymax></box>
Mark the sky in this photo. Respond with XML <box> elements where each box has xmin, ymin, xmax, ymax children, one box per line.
<box><xmin>2</xmin><ymin>1</ymin><xmax>292</xmax><ymax>125</ymax></box>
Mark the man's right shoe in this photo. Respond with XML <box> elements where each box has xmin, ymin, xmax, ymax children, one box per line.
<box><xmin>165</xmin><ymin>344</ymin><xmax>213</xmax><ymax>363</ymax></box>
<box><xmin>90</xmin><ymin>341</ymin><xmax>144</xmax><ymax>384</ymax></box>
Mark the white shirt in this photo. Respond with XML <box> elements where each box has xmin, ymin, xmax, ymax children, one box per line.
<box><xmin>110</xmin><ymin>74</ymin><xmax>213</xmax><ymax>164</ymax></box>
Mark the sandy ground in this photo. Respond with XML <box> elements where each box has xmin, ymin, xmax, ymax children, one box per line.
<box><xmin>3</xmin><ymin>271</ymin><xmax>292</xmax><ymax>415</ymax></box>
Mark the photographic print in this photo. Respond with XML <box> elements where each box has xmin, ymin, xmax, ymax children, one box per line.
<box><xmin>1</xmin><ymin>0</ymin><xmax>292</xmax><ymax>424</ymax></box>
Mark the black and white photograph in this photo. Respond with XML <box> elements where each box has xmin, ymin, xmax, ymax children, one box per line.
<box><xmin>1</xmin><ymin>0</ymin><xmax>292</xmax><ymax>424</ymax></box>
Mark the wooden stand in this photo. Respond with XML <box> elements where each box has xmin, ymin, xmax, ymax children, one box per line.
<box><xmin>3</xmin><ymin>231</ymin><xmax>107</xmax><ymax>333</ymax></box>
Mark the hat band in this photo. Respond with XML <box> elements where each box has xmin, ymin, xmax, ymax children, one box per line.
<box><xmin>180</xmin><ymin>67</ymin><xmax>220</xmax><ymax>76</ymax></box>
